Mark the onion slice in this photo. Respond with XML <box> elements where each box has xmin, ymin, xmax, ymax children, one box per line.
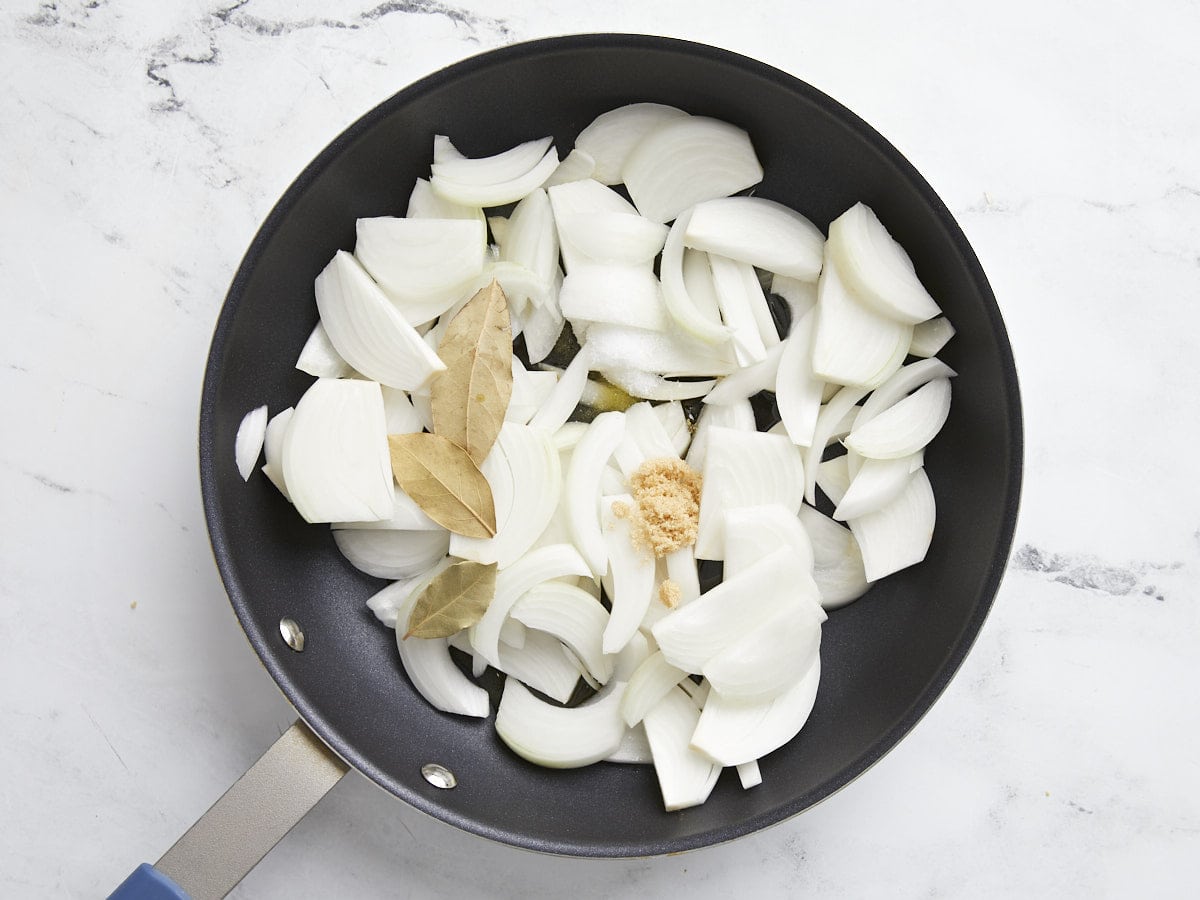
<box><xmin>431</xmin><ymin>136</ymin><xmax>553</xmax><ymax>185</ymax></box>
<box><xmin>775</xmin><ymin>311</ymin><xmax>823</xmax><ymax>447</ymax></box>
<box><xmin>333</xmin><ymin>484</ymin><xmax>440</xmax><ymax>531</ymax></box>
<box><xmin>909</xmin><ymin>316</ymin><xmax>956</xmax><ymax>357</ymax></box>
<box><xmin>431</xmin><ymin>146</ymin><xmax>560</xmax><ymax>207</ymax></box>
<box><xmin>644</xmin><ymin>687</ymin><xmax>722</xmax><ymax>811</ymax></box>
<box><xmin>332</xmin><ymin>528</ymin><xmax>449</xmax><ymax>580</ymax></box>
<box><xmin>260</xmin><ymin>407</ymin><xmax>293</xmax><ymax>499</ymax></box>
<box><xmin>560</xmin><ymin>265</ymin><xmax>670</xmax><ymax>331</ymax></box>
<box><xmin>659</xmin><ymin>210</ymin><xmax>733</xmax><ymax>345</ymax></box>
<box><xmin>853</xmin><ymin>358</ymin><xmax>957</xmax><ymax>429</ymax></box>
<box><xmin>495</xmin><ymin>678</ymin><xmax>626</xmax><ymax>768</ymax></box>
<box><xmin>834</xmin><ymin>454</ymin><xmax>922</xmax><ymax>520</ymax></box>
<box><xmin>798</xmin><ymin>505</ymin><xmax>870</xmax><ymax>609</ymax></box>
<box><xmin>296</xmin><ymin>322</ymin><xmax>352</xmax><ymax>378</ymax></box>
<box><xmin>803</xmin><ymin>385</ymin><xmax>869</xmax><ymax>505</ymax></box>
<box><xmin>564</xmin><ymin>411</ymin><xmax>625</xmax><ymax>577</ymax></box>
<box><xmin>511</xmin><ymin>581</ymin><xmax>612</xmax><ymax>684</ymax></box>
<box><xmin>736</xmin><ymin>761</ymin><xmax>762</xmax><ymax>789</ymax></box>
<box><xmin>601</xmin><ymin>494</ymin><xmax>656</xmax><ymax>654</ymax></box>
<box><xmin>621</xmin><ymin>651</ymin><xmax>689</xmax><ymax>727</ymax></box>
<box><xmin>556</xmin><ymin>212</ymin><xmax>668</xmax><ymax>267</ymax></box>
<box><xmin>405</xmin><ymin>177</ymin><xmax>485</xmax><ymax>224</ymax></box>
<box><xmin>651</xmin><ymin>401</ymin><xmax>690</xmax><ymax>456</ymax></box>
<box><xmin>684</xmin><ymin>399</ymin><xmax>754</xmax><ymax>472</ymax></box>
<box><xmin>703</xmin><ymin>339</ymin><xmax>786</xmax><ymax>406</ymax></box>
<box><xmin>542</xmin><ymin>148</ymin><xmax>596</xmax><ymax>187</ymax></box>
<box><xmin>235</xmin><ymin>405</ymin><xmax>268</xmax><ymax>481</ymax></box>
<box><xmin>494</xmin><ymin>630</ymin><xmax>580</xmax><ymax>705</ymax></box>
<box><xmin>684</xmin><ymin>196</ymin><xmax>823</xmax><ymax>281</ymax></box>
<box><xmin>707</xmin><ymin>253</ymin><xmax>770</xmax><ymax>365</ymax></box>
<box><xmin>528</xmin><ymin>347</ymin><xmax>590</xmax><ymax>433</ymax></box>
<box><xmin>816</xmin><ymin>456</ymin><xmax>850</xmax><ymax>506</ymax></box>
<box><xmin>623</xmin><ymin>116</ymin><xmax>763</xmax><ymax>224</ymax></box>
<box><xmin>845</xmin><ymin>378</ymin><xmax>952</xmax><ymax>460</ymax></box>
<box><xmin>848</xmin><ymin>468</ymin><xmax>936</xmax><ymax>582</ymax></box>
<box><xmin>574</xmin><ymin>102</ymin><xmax>690</xmax><ymax>185</ymax></box>
<box><xmin>722</xmin><ymin>504</ymin><xmax>815</xmax><ymax>580</ymax></box>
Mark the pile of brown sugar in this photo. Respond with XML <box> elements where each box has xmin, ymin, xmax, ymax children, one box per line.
<box><xmin>623</xmin><ymin>457</ymin><xmax>703</xmax><ymax>558</ymax></box>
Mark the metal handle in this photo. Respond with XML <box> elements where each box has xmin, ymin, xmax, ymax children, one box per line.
<box><xmin>112</xmin><ymin>720</ymin><xmax>350</xmax><ymax>900</ymax></box>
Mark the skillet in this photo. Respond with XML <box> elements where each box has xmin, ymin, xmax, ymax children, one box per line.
<box><xmin>115</xmin><ymin>33</ymin><xmax>1021</xmax><ymax>899</ymax></box>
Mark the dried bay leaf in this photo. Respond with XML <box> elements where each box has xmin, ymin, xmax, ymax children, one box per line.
<box><xmin>431</xmin><ymin>279</ymin><xmax>513</xmax><ymax>464</ymax></box>
<box><xmin>388</xmin><ymin>432</ymin><xmax>496</xmax><ymax>538</ymax></box>
<box><xmin>404</xmin><ymin>560</ymin><xmax>497</xmax><ymax>640</ymax></box>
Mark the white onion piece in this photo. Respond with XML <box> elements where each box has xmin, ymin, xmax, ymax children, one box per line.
<box><xmin>560</xmin><ymin>265</ymin><xmax>670</xmax><ymax>331</ymax></box>
<box><xmin>644</xmin><ymin>687</ymin><xmax>722</xmax><ymax>811</ymax></box>
<box><xmin>812</xmin><ymin>248</ymin><xmax>911</xmax><ymax>389</ymax></box>
<box><xmin>355</xmin><ymin>217</ymin><xmax>486</xmax><ymax>323</ymax></box>
<box><xmin>574</xmin><ymin>102</ymin><xmax>690</xmax><ymax>184</ymax></box>
<box><xmin>431</xmin><ymin>136</ymin><xmax>552</xmax><ymax>185</ymax></box>
<box><xmin>528</xmin><ymin>347</ymin><xmax>591</xmax><ymax>433</ymax></box>
<box><xmin>910</xmin><ymin>316</ymin><xmax>956</xmax><ymax>357</ymax></box>
<box><xmin>547</xmin><ymin>180</ymin><xmax>639</xmax><ymax>272</ymax></box>
<box><xmin>450</xmin><ymin>424</ymin><xmax>560</xmax><ymax>568</ymax></box>
<box><xmin>694</xmin><ymin>428</ymin><xmax>806</xmax><ymax>560</ymax></box>
<box><xmin>848</xmin><ymin>468</ymin><xmax>936</xmax><ymax>582</ymax></box>
<box><xmin>507</xmin><ymin>362</ymin><xmax>557</xmax><ymax>425</ymax></box>
<box><xmin>624</xmin><ymin>401</ymin><xmax>679</xmax><ymax>460</ymax></box>
<box><xmin>378</xmin><ymin>385</ymin><xmax>421</xmax><ymax>436</ymax></box>
<box><xmin>665</xmin><ymin>547</ymin><xmax>701</xmax><ymax>609</ymax></box>
<box><xmin>684</xmin><ymin>399</ymin><xmax>754</xmax><ymax>472</ymax></box>
<box><xmin>563</xmin><ymin>410</ymin><xmax>625</xmax><ymax>577</ymax></box>
<box><xmin>816</xmin><ymin>456</ymin><xmax>850</xmax><ymax>507</ymax></box>
<box><xmin>606</xmin><ymin>723</ymin><xmax>653</xmax><ymax>764</ymax></box>
<box><xmin>235</xmin><ymin>405</ymin><xmax>268</xmax><ymax>481</ymax></box>
<box><xmin>332</xmin><ymin>528</ymin><xmax>450</xmax><ymax>580</ymax></box>
<box><xmin>769</xmin><ymin>274</ymin><xmax>818</xmax><ymax>330</ymax></box>
<box><xmin>365</xmin><ymin>570</ymin><xmax>430</xmax><ymax>629</ymax></box>
<box><xmin>501</xmin><ymin>188</ymin><xmax>559</xmax><ymax>299</ymax></box>
<box><xmin>722</xmin><ymin>504</ymin><xmax>815</xmax><ymax>580</ymax></box>
<box><xmin>281</xmin><ymin>378</ymin><xmax>393</xmax><ymax>523</ymax></box>
<box><xmin>775</xmin><ymin>310</ymin><xmax>823</xmax><ymax>447</ymax></box>
<box><xmin>621</xmin><ymin>651</ymin><xmax>688</xmax><ymax>727</ymax></box>
<box><xmin>333</xmin><ymin>485</ymin><xmax>440</xmax><ymax>532</ymax></box>
<box><xmin>557</xmin><ymin>212</ymin><xmax>668</xmax><ymax>266</ymax></box>
<box><xmin>314</xmin><ymin>251</ymin><xmax>446</xmax><ymax>391</ymax></box>
<box><xmin>835</xmin><ymin>454</ymin><xmax>922</xmax><ymax>520</ymax></box>
<box><xmin>405</xmin><ymin>177</ymin><xmax>485</xmax><ymax>224</ymax></box>
<box><xmin>853</xmin><ymin>358</ymin><xmax>957</xmax><ymax>430</ymax></box>
<box><xmin>702</xmin><ymin>593</ymin><xmax>824</xmax><ymax>704</ymax></box>
<box><xmin>827</xmin><ymin>202</ymin><xmax>942</xmax><ymax>324</ymax></box>
<box><xmin>736</xmin><ymin>761</ymin><xmax>762</xmax><ymax>789</ymax></box>
<box><xmin>797</xmin><ymin>505</ymin><xmax>869</xmax><ymax>609</ymax></box>
<box><xmin>261</xmin><ymin>407</ymin><xmax>294</xmax><ymax>499</ymax></box>
<box><xmin>296</xmin><ymin>322</ymin><xmax>352</xmax><ymax>378</ymax></box>
<box><xmin>703</xmin><ymin>339</ymin><xmax>786</xmax><ymax>406</ymax></box>
<box><xmin>495</xmin><ymin>630</ymin><xmax>580</xmax><ymax>705</ymax></box>
<box><xmin>542</xmin><ymin>147</ymin><xmax>596</xmax><ymax>187</ymax></box>
<box><xmin>600</xmin><ymin>369</ymin><xmax>716</xmax><ymax>402</ymax></box>
<box><xmin>495</xmin><ymin>678</ymin><xmax>626</xmax><ymax>768</ymax></box>
<box><xmin>623</xmin><ymin>116</ymin><xmax>763</xmax><ymax>224</ymax></box>
<box><xmin>691</xmin><ymin>657</ymin><xmax>820</xmax><ymax>767</ymax></box>
<box><xmin>521</xmin><ymin>281</ymin><xmax>566</xmax><ymax>364</ymax></box>
<box><xmin>659</xmin><ymin>210</ymin><xmax>732</xmax><ymax>345</ymax></box>
<box><xmin>499</xmin><ymin>617</ymin><xmax>527</xmax><ymax>650</ymax></box>
<box><xmin>583</xmin><ymin>322</ymin><xmax>737</xmax><ymax>377</ymax></box>
<box><xmin>612</xmin><ymin>631</ymin><xmax>652</xmax><ymax>684</ymax></box>
<box><xmin>601</xmin><ymin>494</ymin><xmax>656</xmax><ymax>654</ymax></box>
<box><xmin>707</xmin><ymin>253</ymin><xmax>769</xmax><ymax>365</ymax></box>
<box><xmin>431</xmin><ymin>147</ymin><xmax>560</xmax><ymax>207</ymax></box>
<box><xmin>552</xmin><ymin>421</ymin><xmax>589</xmax><ymax>453</ymax></box>
<box><xmin>684</xmin><ymin>197</ymin><xmax>824</xmax><ymax>281</ymax></box>
<box><xmin>512</xmin><ymin>581</ymin><xmax>612</xmax><ymax>684</ymax></box>
<box><xmin>652</xmin><ymin>547</ymin><xmax>809</xmax><ymax>672</ymax></box>
<box><xmin>845</xmin><ymin>378</ymin><xmax>951</xmax><ymax>460</ymax></box>
<box><xmin>803</xmin><ymin>385</ymin><xmax>868</xmax><ymax>505</ymax></box>
<box><xmin>651</xmin><ymin>401</ymin><xmax>690</xmax><ymax>456</ymax></box>
<box><xmin>470</xmin><ymin>543</ymin><xmax>591</xmax><ymax>668</ymax></box>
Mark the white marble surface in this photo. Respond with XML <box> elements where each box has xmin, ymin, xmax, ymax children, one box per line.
<box><xmin>2</xmin><ymin>1</ymin><xmax>1198</xmax><ymax>896</ymax></box>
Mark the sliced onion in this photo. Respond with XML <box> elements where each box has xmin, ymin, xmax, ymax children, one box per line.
<box><xmin>659</xmin><ymin>210</ymin><xmax>732</xmax><ymax>345</ymax></box>
<box><xmin>614</xmin><ymin>629</ymin><xmax>653</xmax><ymax>682</ymax></box>
<box><xmin>694</xmin><ymin>428</ymin><xmax>806</xmax><ymax>560</ymax></box>
<box><xmin>560</xmin><ymin>265</ymin><xmax>670</xmax><ymax>331</ymax></box>
<box><xmin>470</xmin><ymin>543</ymin><xmax>591</xmax><ymax>668</ymax></box>
<box><xmin>365</xmin><ymin>569</ymin><xmax>430</xmax><ymax>628</ymax></box>
<box><xmin>542</xmin><ymin>147</ymin><xmax>596</xmax><ymax>187</ymax></box>
<box><xmin>769</xmin><ymin>274</ymin><xmax>818</xmax><ymax>330</ymax></box>
<box><xmin>910</xmin><ymin>316</ymin><xmax>956</xmax><ymax>357</ymax></box>
<box><xmin>378</xmin><ymin>385</ymin><xmax>421</xmax><ymax>436</ymax></box>
<box><xmin>574</xmin><ymin>102</ymin><xmax>690</xmax><ymax>184</ymax></box>
<box><xmin>260</xmin><ymin>407</ymin><xmax>294</xmax><ymax>499</ymax></box>
<box><xmin>296</xmin><ymin>322</ymin><xmax>352</xmax><ymax>378</ymax></box>
<box><xmin>511</xmin><ymin>581</ymin><xmax>612</xmax><ymax>684</ymax></box>
<box><xmin>621</xmin><ymin>651</ymin><xmax>688</xmax><ymax>727</ymax></box>
<box><xmin>521</xmin><ymin>280</ymin><xmax>566</xmax><ymax>364</ymax></box>
<box><xmin>582</xmin><ymin>322</ymin><xmax>737</xmax><ymax>377</ymax></box>
<box><xmin>803</xmin><ymin>385</ymin><xmax>869</xmax><ymax>505</ymax></box>
<box><xmin>811</xmin><ymin>248</ymin><xmax>911</xmax><ymax>389</ymax></box>
<box><xmin>528</xmin><ymin>346</ymin><xmax>591</xmax><ymax>433</ymax></box>
<box><xmin>827</xmin><ymin>202</ymin><xmax>942</xmax><ymax>324</ymax></box>
<box><xmin>848</xmin><ymin>468</ymin><xmax>936</xmax><ymax>582</ymax></box>
<box><xmin>684</xmin><ymin>196</ymin><xmax>823</xmax><ymax>281</ymax></box>
<box><xmin>495</xmin><ymin>630</ymin><xmax>580</xmax><ymax>705</ymax></box>
<box><xmin>703</xmin><ymin>339</ymin><xmax>786</xmax><ymax>406</ymax></box>
<box><xmin>623</xmin><ymin>401</ymin><xmax>679</xmax><ymax>460</ymax></box>
<box><xmin>281</xmin><ymin>378</ymin><xmax>393</xmax><ymax>523</ymax></box>
<box><xmin>313</xmin><ymin>251</ymin><xmax>446</xmax><ymax>391</ymax></box>
<box><xmin>563</xmin><ymin>410</ymin><xmax>625</xmax><ymax>577</ymax></box>
<box><xmin>797</xmin><ymin>505</ymin><xmax>869</xmax><ymax>609</ymax></box>
<box><xmin>853</xmin><ymin>358</ymin><xmax>957</xmax><ymax>429</ymax></box>
<box><xmin>355</xmin><ymin>217</ymin><xmax>486</xmax><ymax>323</ymax></box>
<box><xmin>333</xmin><ymin>485</ymin><xmax>440</xmax><ymax>531</ymax></box>
<box><xmin>652</xmin><ymin>547</ymin><xmax>809</xmax><ymax>672</ymax></box>
<box><xmin>499</xmin><ymin>617</ymin><xmax>527</xmax><ymax>650</ymax></box>
<box><xmin>665</xmin><ymin>546</ymin><xmax>701</xmax><ymax>608</ymax></box>
<box><xmin>600</xmin><ymin>369</ymin><xmax>716</xmax><ymax>402</ymax></box>
<box><xmin>547</xmin><ymin>180</ymin><xmax>639</xmax><ymax>274</ymax></box>
<box><xmin>816</xmin><ymin>455</ymin><xmax>850</xmax><ymax>507</ymax></box>
<box><xmin>736</xmin><ymin>760</ymin><xmax>762</xmax><ymax>789</ymax></box>
<box><xmin>623</xmin><ymin>116</ymin><xmax>763</xmax><ymax>224</ymax></box>
<box><xmin>495</xmin><ymin>677</ymin><xmax>626</xmax><ymax>768</ymax></box>
<box><xmin>773</xmin><ymin>311</ymin><xmax>822</xmax><ymax>447</ymax></box>
<box><xmin>500</xmin><ymin>188</ymin><xmax>559</xmax><ymax>297</ymax></box>
<box><xmin>606</xmin><ymin>723</ymin><xmax>653</xmax><ymax>764</ymax></box>
<box><xmin>650</xmin><ymin>401</ymin><xmax>690</xmax><ymax>456</ymax></box>
<box><xmin>431</xmin><ymin>136</ymin><xmax>553</xmax><ymax>185</ymax></box>
<box><xmin>405</xmin><ymin>177</ymin><xmax>485</xmax><ymax>224</ymax></box>
<box><xmin>845</xmin><ymin>378</ymin><xmax>951</xmax><ymax>460</ymax></box>
<box><xmin>431</xmin><ymin>146</ymin><xmax>560</xmax><ymax>207</ymax></box>
<box><xmin>722</xmin><ymin>504</ymin><xmax>815</xmax><ymax>580</ymax></box>
<box><xmin>643</xmin><ymin>687</ymin><xmax>721</xmax><ymax>811</ymax></box>
<box><xmin>707</xmin><ymin>253</ymin><xmax>769</xmax><ymax>365</ymax></box>
<box><xmin>235</xmin><ymin>405</ymin><xmax>268</xmax><ymax>481</ymax></box>
<box><xmin>556</xmin><ymin>212</ymin><xmax>668</xmax><ymax>266</ymax></box>
<box><xmin>332</xmin><ymin>528</ymin><xmax>450</xmax><ymax>579</ymax></box>
<box><xmin>601</xmin><ymin>494</ymin><xmax>656</xmax><ymax>654</ymax></box>
<box><xmin>507</xmin><ymin>361</ymin><xmax>558</xmax><ymax>425</ymax></box>
<box><xmin>684</xmin><ymin>399</ymin><xmax>755</xmax><ymax>473</ymax></box>
<box><xmin>690</xmin><ymin>656</ymin><xmax>820</xmax><ymax>767</ymax></box>
<box><xmin>834</xmin><ymin>454</ymin><xmax>922</xmax><ymax>520</ymax></box>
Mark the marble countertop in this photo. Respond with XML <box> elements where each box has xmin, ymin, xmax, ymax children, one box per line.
<box><xmin>3</xmin><ymin>1</ymin><xmax>1198</xmax><ymax>896</ymax></box>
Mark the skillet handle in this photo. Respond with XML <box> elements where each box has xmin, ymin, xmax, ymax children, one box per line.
<box><xmin>109</xmin><ymin>719</ymin><xmax>350</xmax><ymax>900</ymax></box>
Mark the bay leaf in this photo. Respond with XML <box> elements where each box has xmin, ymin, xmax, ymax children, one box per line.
<box><xmin>404</xmin><ymin>560</ymin><xmax>497</xmax><ymax>640</ymax></box>
<box><xmin>388</xmin><ymin>432</ymin><xmax>496</xmax><ymax>538</ymax></box>
<box><xmin>431</xmin><ymin>279</ymin><xmax>513</xmax><ymax>464</ymax></box>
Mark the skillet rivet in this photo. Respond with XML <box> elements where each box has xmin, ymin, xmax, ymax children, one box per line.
<box><xmin>421</xmin><ymin>763</ymin><xmax>456</xmax><ymax>789</ymax></box>
<box><xmin>279</xmin><ymin>618</ymin><xmax>305</xmax><ymax>652</ymax></box>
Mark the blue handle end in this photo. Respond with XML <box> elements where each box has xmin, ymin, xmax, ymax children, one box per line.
<box><xmin>109</xmin><ymin>863</ymin><xmax>190</xmax><ymax>900</ymax></box>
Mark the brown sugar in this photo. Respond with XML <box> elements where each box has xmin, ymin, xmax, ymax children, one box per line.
<box><xmin>658</xmin><ymin>579</ymin><xmax>682</xmax><ymax>608</ymax></box>
<box><xmin>626</xmin><ymin>457</ymin><xmax>702</xmax><ymax>558</ymax></box>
